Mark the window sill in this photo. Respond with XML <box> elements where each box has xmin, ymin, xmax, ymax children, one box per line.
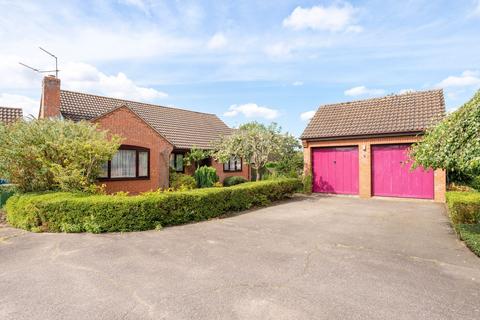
<box><xmin>223</xmin><ymin>170</ymin><xmax>243</xmax><ymax>173</ymax></box>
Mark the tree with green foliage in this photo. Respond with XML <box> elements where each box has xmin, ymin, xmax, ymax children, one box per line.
<box><xmin>266</xmin><ymin>133</ymin><xmax>303</xmax><ymax>178</ymax></box>
<box><xmin>213</xmin><ymin>122</ymin><xmax>300</xmax><ymax>181</ymax></box>
<box><xmin>0</xmin><ymin>119</ymin><xmax>121</xmax><ymax>193</ymax></box>
<box><xmin>184</xmin><ymin>146</ymin><xmax>210</xmax><ymax>169</ymax></box>
<box><xmin>410</xmin><ymin>90</ymin><xmax>480</xmax><ymax>179</ymax></box>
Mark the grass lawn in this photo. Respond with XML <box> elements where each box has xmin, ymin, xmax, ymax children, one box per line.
<box><xmin>455</xmin><ymin>224</ymin><xmax>480</xmax><ymax>257</ymax></box>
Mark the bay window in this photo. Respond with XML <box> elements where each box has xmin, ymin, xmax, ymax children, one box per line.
<box><xmin>99</xmin><ymin>146</ymin><xmax>150</xmax><ymax>180</ymax></box>
<box><xmin>223</xmin><ymin>156</ymin><xmax>242</xmax><ymax>172</ymax></box>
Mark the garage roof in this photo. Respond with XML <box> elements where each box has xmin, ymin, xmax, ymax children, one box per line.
<box><xmin>301</xmin><ymin>89</ymin><xmax>445</xmax><ymax>140</ymax></box>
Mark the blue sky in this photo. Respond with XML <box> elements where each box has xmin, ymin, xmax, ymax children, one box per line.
<box><xmin>0</xmin><ymin>0</ymin><xmax>479</xmax><ymax>137</ymax></box>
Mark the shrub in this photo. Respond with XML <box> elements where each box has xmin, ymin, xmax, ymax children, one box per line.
<box><xmin>410</xmin><ymin>89</ymin><xmax>480</xmax><ymax>174</ymax></box>
<box><xmin>0</xmin><ymin>184</ymin><xmax>17</xmax><ymax>208</ymax></box>
<box><xmin>6</xmin><ymin>178</ymin><xmax>302</xmax><ymax>233</ymax></box>
<box><xmin>223</xmin><ymin>176</ymin><xmax>248</xmax><ymax>187</ymax></box>
<box><xmin>0</xmin><ymin>119</ymin><xmax>121</xmax><ymax>193</ymax></box>
<box><xmin>303</xmin><ymin>174</ymin><xmax>313</xmax><ymax>195</ymax></box>
<box><xmin>469</xmin><ymin>175</ymin><xmax>480</xmax><ymax>191</ymax></box>
<box><xmin>447</xmin><ymin>182</ymin><xmax>476</xmax><ymax>192</ymax></box>
<box><xmin>0</xmin><ymin>184</ymin><xmax>18</xmax><ymax>193</ymax></box>
<box><xmin>446</xmin><ymin>191</ymin><xmax>480</xmax><ymax>224</ymax></box>
<box><xmin>194</xmin><ymin>166</ymin><xmax>219</xmax><ymax>188</ymax></box>
<box><xmin>265</xmin><ymin>150</ymin><xmax>304</xmax><ymax>179</ymax></box>
<box><xmin>169</xmin><ymin>170</ymin><xmax>196</xmax><ymax>191</ymax></box>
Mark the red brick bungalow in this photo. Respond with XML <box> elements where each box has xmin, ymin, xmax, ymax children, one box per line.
<box><xmin>0</xmin><ymin>106</ymin><xmax>22</xmax><ymax>124</ymax></box>
<box><xmin>301</xmin><ymin>90</ymin><xmax>446</xmax><ymax>202</ymax></box>
<box><xmin>39</xmin><ymin>76</ymin><xmax>250</xmax><ymax>194</ymax></box>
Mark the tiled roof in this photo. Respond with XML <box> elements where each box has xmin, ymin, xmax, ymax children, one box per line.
<box><xmin>60</xmin><ymin>90</ymin><xmax>233</xmax><ymax>149</ymax></box>
<box><xmin>301</xmin><ymin>89</ymin><xmax>445</xmax><ymax>140</ymax></box>
<box><xmin>0</xmin><ymin>106</ymin><xmax>22</xmax><ymax>124</ymax></box>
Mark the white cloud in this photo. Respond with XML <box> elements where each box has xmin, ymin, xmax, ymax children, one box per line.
<box><xmin>300</xmin><ymin>110</ymin><xmax>316</xmax><ymax>121</ymax></box>
<box><xmin>224</xmin><ymin>103</ymin><xmax>279</xmax><ymax>120</ymax></box>
<box><xmin>263</xmin><ymin>37</ymin><xmax>332</xmax><ymax>60</ymax></box>
<box><xmin>436</xmin><ymin>70</ymin><xmax>480</xmax><ymax>88</ymax></box>
<box><xmin>0</xmin><ymin>60</ymin><xmax>168</xmax><ymax>119</ymax></box>
<box><xmin>0</xmin><ymin>55</ymin><xmax>42</xmax><ymax>89</ymax></box>
<box><xmin>346</xmin><ymin>25</ymin><xmax>363</xmax><ymax>33</ymax></box>
<box><xmin>0</xmin><ymin>4</ymin><xmax>199</xmax><ymax>64</ymax></box>
<box><xmin>344</xmin><ymin>86</ymin><xmax>385</xmax><ymax>97</ymax></box>
<box><xmin>264</xmin><ymin>42</ymin><xmax>293</xmax><ymax>58</ymax></box>
<box><xmin>61</xmin><ymin>62</ymin><xmax>168</xmax><ymax>102</ymax></box>
<box><xmin>120</xmin><ymin>0</ymin><xmax>149</xmax><ymax>13</ymax></box>
<box><xmin>292</xmin><ymin>81</ymin><xmax>304</xmax><ymax>86</ymax></box>
<box><xmin>207</xmin><ymin>32</ymin><xmax>228</xmax><ymax>50</ymax></box>
<box><xmin>283</xmin><ymin>3</ymin><xmax>360</xmax><ymax>32</ymax></box>
<box><xmin>471</xmin><ymin>0</ymin><xmax>480</xmax><ymax>17</ymax></box>
<box><xmin>0</xmin><ymin>93</ymin><xmax>39</xmax><ymax>118</ymax></box>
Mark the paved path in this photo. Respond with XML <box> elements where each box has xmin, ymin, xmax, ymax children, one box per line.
<box><xmin>1</xmin><ymin>196</ymin><xmax>479</xmax><ymax>319</ymax></box>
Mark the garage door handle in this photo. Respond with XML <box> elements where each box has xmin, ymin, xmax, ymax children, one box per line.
<box><xmin>399</xmin><ymin>161</ymin><xmax>403</xmax><ymax>164</ymax></box>
<box><xmin>333</xmin><ymin>161</ymin><xmax>336</xmax><ymax>164</ymax></box>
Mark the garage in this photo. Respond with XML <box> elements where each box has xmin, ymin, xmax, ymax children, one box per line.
<box><xmin>371</xmin><ymin>144</ymin><xmax>434</xmax><ymax>199</ymax></box>
<box><xmin>312</xmin><ymin>147</ymin><xmax>359</xmax><ymax>194</ymax></box>
<box><xmin>301</xmin><ymin>89</ymin><xmax>446</xmax><ymax>202</ymax></box>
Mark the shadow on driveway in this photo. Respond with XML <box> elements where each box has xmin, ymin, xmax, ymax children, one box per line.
<box><xmin>1</xmin><ymin>196</ymin><xmax>479</xmax><ymax>320</ymax></box>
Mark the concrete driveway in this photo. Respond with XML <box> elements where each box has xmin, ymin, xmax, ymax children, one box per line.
<box><xmin>1</xmin><ymin>196</ymin><xmax>479</xmax><ymax>320</ymax></box>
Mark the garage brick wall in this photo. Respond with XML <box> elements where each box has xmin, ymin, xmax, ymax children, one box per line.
<box><xmin>303</xmin><ymin>135</ymin><xmax>446</xmax><ymax>202</ymax></box>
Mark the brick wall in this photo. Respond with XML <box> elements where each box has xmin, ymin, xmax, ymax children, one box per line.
<box><xmin>212</xmin><ymin>159</ymin><xmax>250</xmax><ymax>183</ymax></box>
<box><xmin>94</xmin><ymin>106</ymin><xmax>174</xmax><ymax>194</ymax></box>
<box><xmin>303</xmin><ymin>135</ymin><xmax>446</xmax><ymax>202</ymax></box>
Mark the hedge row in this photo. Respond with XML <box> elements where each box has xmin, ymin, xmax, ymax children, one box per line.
<box><xmin>455</xmin><ymin>224</ymin><xmax>480</xmax><ymax>257</ymax></box>
<box><xmin>446</xmin><ymin>191</ymin><xmax>480</xmax><ymax>224</ymax></box>
<box><xmin>6</xmin><ymin>178</ymin><xmax>301</xmax><ymax>233</ymax></box>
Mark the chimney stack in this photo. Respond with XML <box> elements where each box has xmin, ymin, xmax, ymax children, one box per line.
<box><xmin>40</xmin><ymin>76</ymin><xmax>61</xmax><ymax>118</ymax></box>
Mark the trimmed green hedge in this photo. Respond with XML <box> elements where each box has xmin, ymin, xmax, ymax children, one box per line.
<box><xmin>446</xmin><ymin>191</ymin><xmax>480</xmax><ymax>224</ymax></box>
<box><xmin>6</xmin><ymin>178</ymin><xmax>301</xmax><ymax>233</ymax></box>
<box><xmin>223</xmin><ymin>176</ymin><xmax>248</xmax><ymax>187</ymax></box>
<box><xmin>455</xmin><ymin>224</ymin><xmax>480</xmax><ymax>257</ymax></box>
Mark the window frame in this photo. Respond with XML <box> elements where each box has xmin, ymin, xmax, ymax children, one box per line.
<box><xmin>99</xmin><ymin>145</ymin><xmax>150</xmax><ymax>181</ymax></box>
<box><xmin>170</xmin><ymin>152</ymin><xmax>185</xmax><ymax>173</ymax></box>
<box><xmin>223</xmin><ymin>156</ymin><xmax>243</xmax><ymax>172</ymax></box>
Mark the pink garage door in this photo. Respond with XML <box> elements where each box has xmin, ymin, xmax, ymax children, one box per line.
<box><xmin>372</xmin><ymin>144</ymin><xmax>434</xmax><ymax>199</ymax></box>
<box><xmin>312</xmin><ymin>147</ymin><xmax>359</xmax><ymax>194</ymax></box>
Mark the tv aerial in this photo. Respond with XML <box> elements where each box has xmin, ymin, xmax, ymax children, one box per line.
<box><xmin>19</xmin><ymin>47</ymin><xmax>59</xmax><ymax>78</ymax></box>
